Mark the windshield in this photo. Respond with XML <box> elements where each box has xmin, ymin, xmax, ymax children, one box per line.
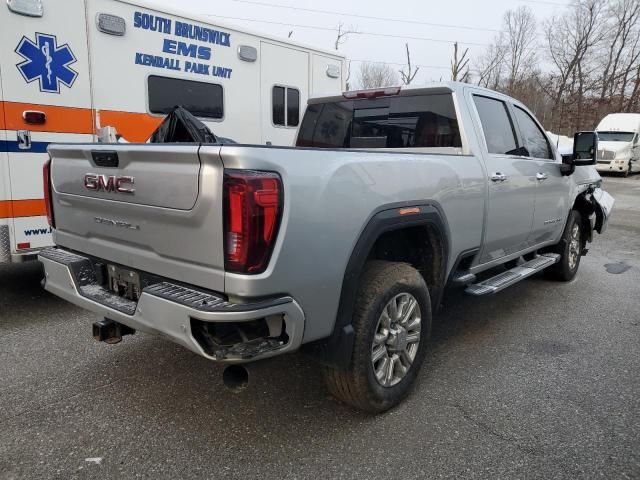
<box><xmin>296</xmin><ymin>94</ymin><xmax>462</xmax><ymax>150</ymax></box>
<box><xmin>597</xmin><ymin>132</ymin><xmax>635</xmax><ymax>142</ymax></box>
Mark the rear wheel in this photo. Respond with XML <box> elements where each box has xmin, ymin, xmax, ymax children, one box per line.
<box><xmin>323</xmin><ymin>261</ymin><xmax>431</xmax><ymax>413</ymax></box>
<box><xmin>545</xmin><ymin>210</ymin><xmax>583</xmax><ymax>281</ymax></box>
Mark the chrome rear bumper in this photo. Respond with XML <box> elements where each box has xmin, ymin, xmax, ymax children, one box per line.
<box><xmin>39</xmin><ymin>248</ymin><xmax>305</xmax><ymax>363</ymax></box>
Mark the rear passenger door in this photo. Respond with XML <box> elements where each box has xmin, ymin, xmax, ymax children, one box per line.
<box><xmin>511</xmin><ymin>105</ymin><xmax>569</xmax><ymax>246</ymax></box>
<box><xmin>471</xmin><ymin>94</ymin><xmax>538</xmax><ymax>264</ymax></box>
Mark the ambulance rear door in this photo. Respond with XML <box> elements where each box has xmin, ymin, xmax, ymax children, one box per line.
<box><xmin>0</xmin><ymin>61</ymin><xmax>11</xmax><ymax>262</ymax></box>
<box><xmin>0</xmin><ymin>0</ymin><xmax>93</xmax><ymax>257</ymax></box>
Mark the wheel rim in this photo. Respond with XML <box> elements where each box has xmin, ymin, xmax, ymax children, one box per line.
<box><xmin>568</xmin><ymin>223</ymin><xmax>581</xmax><ymax>270</ymax></box>
<box><xmin>371</xmin><ymin>293</ymin><xmax>421</xmax><ymax>387</ymax></box>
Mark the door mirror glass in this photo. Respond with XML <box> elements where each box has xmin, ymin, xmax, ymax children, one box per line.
<box><xmin>572</xmin><ymin>131</ymin><xmax>597</xmax><ymax>166</ymax></box>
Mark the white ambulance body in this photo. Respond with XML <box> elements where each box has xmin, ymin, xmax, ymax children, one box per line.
<box><xmin>0</xmin><ymin>0</ymin><xmax>345</xmax><ymax>263</ymax></box>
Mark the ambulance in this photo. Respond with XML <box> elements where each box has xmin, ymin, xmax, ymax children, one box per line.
<box><xmin>0</xmin><ymin>0</ymin><xmax>346</xmax><ymax>263</ymax></box>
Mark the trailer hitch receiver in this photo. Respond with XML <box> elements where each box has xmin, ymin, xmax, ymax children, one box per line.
<box><xmin>93</xmin><ymin>318</ymin><xmax>136</xmax><ymax>344</ymax></box>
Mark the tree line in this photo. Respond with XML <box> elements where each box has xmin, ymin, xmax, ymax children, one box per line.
<box><xmin>352</xmin><ymin>0</ymin><xmax>640</xmax><ymax>134</ymax></box>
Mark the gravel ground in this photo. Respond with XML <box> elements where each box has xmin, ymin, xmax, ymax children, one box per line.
<box><xmin>0</xmin><ymin>175</ymin><xmax>638</xmax><ymax>480</ymax></box>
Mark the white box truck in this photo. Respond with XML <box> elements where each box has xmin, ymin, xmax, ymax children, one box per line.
<box><xmin>0</xmin><ymin>0</ymin><xmax>345</xmax><ymax>263</ymax></box>
<box><xmin>595</xmin><ymin>113</ymin><xmax>640</xmax><ymax>176</ymax></box>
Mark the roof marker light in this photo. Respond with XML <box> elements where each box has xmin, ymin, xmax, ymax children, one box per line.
<box><xmin>7</xmin><ymin>0</ymin><xmax>43</xmax><ymax>17</ymax></box>
<box><xmin>97</xmin><ymin>13</ymin><xmax>126</xmax><ymax>36</ymax></box>
<box><xmin>399</xmin><ymin>207</ymin><xmax>421</xmax><ymax>216</ymax></box>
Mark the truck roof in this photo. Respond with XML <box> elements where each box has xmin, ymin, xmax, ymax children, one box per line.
<box><xmin>116</xmin><ymin>0</ymin><xmax>346</xmax><ymax>60</ymax></box>
<box><xmin>307</xmin><ymin>81</ymin><xmax>505</xmax><ymax>105</ymax></box>
<box><xmin>596</xmin><ymin>113</ymin><xmax>640</xmax><ymax>133</ymax></box>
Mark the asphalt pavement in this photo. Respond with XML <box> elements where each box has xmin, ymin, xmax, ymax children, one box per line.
<box><xmin>1</xmin><ymin>175</ymin><xmax>638</xmax><ymax>480</ymax></box>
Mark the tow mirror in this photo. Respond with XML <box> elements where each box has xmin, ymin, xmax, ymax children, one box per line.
<box><xmin>562</xmin><ymin>131</ymin><xmax>597</xmax><ymax>175</ymax></box>
<box><xmin>572</xmin><ymin>131</ymin><xmax>597</xmax><ymax>166</ymax></box>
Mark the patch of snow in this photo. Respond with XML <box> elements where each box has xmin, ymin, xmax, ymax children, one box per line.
<box><xmin>546</xmin><ymin>131</ymin><xmax>574</xmax><ymax>156</ymax></box>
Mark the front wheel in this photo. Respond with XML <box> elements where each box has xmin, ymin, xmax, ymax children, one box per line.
<box><xmin>545</xmin><ymin>210</ymin><xmax>583</xmax><ymax>282</ymax></box>
<box><xmin>323</xmin><ymin>261</ymin><xmax>431</xmax><ymax>413</ymax></box>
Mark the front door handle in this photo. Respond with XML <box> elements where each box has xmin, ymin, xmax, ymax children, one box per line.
<box><xmin>536</xmin><ymin>172</ymin><xmax>549</xmax><ymax>181</ymax></box>
<box><xmin>490</xmin><ymin>172</ymin><xmax>507</xmax><ymax>182</ymax></box>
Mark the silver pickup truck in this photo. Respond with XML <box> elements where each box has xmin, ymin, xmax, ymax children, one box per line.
<box><xmin>39</xmin><ymin>82</ymin><xmax>613</xmax><ymax>412</ymax></box>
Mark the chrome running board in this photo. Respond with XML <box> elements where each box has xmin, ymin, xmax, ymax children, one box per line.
<box><xmin>465</xmin><ymin>253</ymin><xmax>560</xmax><ymax>296</ymax></box>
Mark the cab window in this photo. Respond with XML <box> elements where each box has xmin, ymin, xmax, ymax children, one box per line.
<box><xmin>513</xmin><ymin>106</ymin><xmax>553</xmax><ymax>159</ymax></box>
<box><xmin>296</xmin><ymin>94</ymin><xmax>462</xmax><ymax>149</ymax></box>
<box><xmin>473</xmin><ymin>95</ymin><xmax>518</xmax><ymax>155</ymax></box>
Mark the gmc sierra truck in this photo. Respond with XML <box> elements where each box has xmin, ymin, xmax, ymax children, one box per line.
<box><xmin>39</xmin><ymin>83</ymin><xmax>614</xmax><ymax>412</ymax></box>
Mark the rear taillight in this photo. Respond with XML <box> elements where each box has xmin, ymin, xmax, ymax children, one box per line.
<box><xmin>43</xmin><ymin>158</ymin><xmax>55</xmax><ymax>228</ymax></box>
<box><xmin>223</xmin><ymin>170</ymin><xmax>283</xmax><ymax>274</ymax></box>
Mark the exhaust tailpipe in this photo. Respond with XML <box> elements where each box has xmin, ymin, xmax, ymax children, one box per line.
<box><xmin>222</xmin><ymin>365</ymin><xmax>249</xmax><ymax>392</ymax></box>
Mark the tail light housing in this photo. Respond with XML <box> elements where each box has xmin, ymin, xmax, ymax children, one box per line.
<box><xmin>223</xmin><ymin>170</ymin><xmax>283</xmax><ymax>274</ymax></box>
<box><xmin>43</xmin><ymin>158</ymin><xmax>55</xmax><ymax>228</ymax></box>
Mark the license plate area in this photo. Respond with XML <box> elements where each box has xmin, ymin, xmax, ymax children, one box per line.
<box><xmin>107</xmin><ymin>264</ymin><xmax>141</xmax><ymax>301</ymax></box>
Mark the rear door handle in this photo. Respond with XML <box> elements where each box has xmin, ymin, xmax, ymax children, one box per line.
<box><xmin>536</xmin><ymin>172</ymin><xmax>548</xmax><ymax>181</ymax></box>
<box><xmin>490</xmin><ymin>172</ymin><xmax>507</xmax><ymax>182</ymax></box>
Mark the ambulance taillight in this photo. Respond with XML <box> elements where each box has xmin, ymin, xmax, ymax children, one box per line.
<box><xmin>43</xmin><ymin>159</ymin><xmax>55</xmax><ymax>228</ymax></box>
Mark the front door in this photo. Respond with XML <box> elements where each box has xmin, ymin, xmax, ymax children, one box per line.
<box><xmin>470</xmin><ymin>93</ymin><xmax>537</xmax><ymax>264</ymax></box>
<box><xmin>510</xmin><ymin>104</ymin><xmax>569</xmax><ymax>246</ymax></box>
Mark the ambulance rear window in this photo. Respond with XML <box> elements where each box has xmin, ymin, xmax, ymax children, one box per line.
<box><xmin>148</xmin><ymin>76</ymin><xmax>223</xmax><ymax>119</ymax></box>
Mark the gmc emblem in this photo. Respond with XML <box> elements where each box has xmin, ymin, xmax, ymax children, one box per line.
<box><xmin>84</xmin><ymin>174</ymin><xmax>135</xmax><ymax>194</ymax></box>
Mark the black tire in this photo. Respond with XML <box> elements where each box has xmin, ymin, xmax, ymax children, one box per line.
<box><xmin>545</xmin><ymin>210</ymin><xmax>583</xmax><ymax>282</ymax></box>
<box><xmin>323</xmin><ymin>261</ymin><xmax>431</xmax><ymax>413</ymax></box>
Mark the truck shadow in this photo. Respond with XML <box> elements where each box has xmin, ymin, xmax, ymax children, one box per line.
<box><xmin>0</xmin><ymin>261</ymin><xmax>72</xmax><ymax>330</ymax></box>
<box><xmin>61</xmin><ymin>273</ymin><xmax>551</xmax><ymax>449</ymax></box>
<box><xmin>0</xmin><ymin>260</ymin><xmax>45</xmax><ymax>294</ymax></box>
<box><xmin>2</xmin><ymin>259</ymin><xmax>556</xmax><ymax>447</ymax></box>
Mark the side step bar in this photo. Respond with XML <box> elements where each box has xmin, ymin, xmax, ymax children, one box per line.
<box><xmin>465</xmin><ymin>253</ymin><xmax>560</xmax><ymax>296</ymax></box>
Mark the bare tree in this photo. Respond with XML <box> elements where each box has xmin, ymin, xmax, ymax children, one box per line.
<box><xmin>356</xmin><ymin>62</ymin><xmax>399</xmax><ymax>89</ymax></box>
<box><xmin>343</xmin><ymin>60</ymin><xmax>353</xmax><ymax>91</ymax></box>
<box><xmin>451</xmin><ymin>42</ymin><xmax>470</xmax><ymax>82</ymax></box>
<box><xmin>504</xmin><ymin>6</ymin><xmax>537</xmax><ymax>94</ymax></box>
<box><xmin>627</xmin><ymin>63</ymin><xmax>640</xmax><ymax>110</ymax></box>
<box><xmin>474</xmin><ymin>7</ymin><xmax>536</xmax><ymax>93</ymax></box>
<box><xmin>334</xmin><ymin>22</ymin><xmax>357</xmax><ymax>51</ymax></box>
<box><xmin>545</xmin><ymin>0</ymin><xmax>607</xmax><ymax>128</ymax></box>
<box><xmin>597</xmin><ymin>0</ymin><xmax>640</xmax><ymax>109</ymax></box>
<box><xmin>476</xmin><ymin>37</ymin><xmax>507</xmax><ymax>89</ymax></box>
<box><xmin>399</xmin><ymin>43</ymin><xmax>419</xmax><ymax>85</ymax></box>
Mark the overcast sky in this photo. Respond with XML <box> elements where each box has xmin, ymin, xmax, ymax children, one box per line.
<box><xmin>152</xmin><ymin>0</ymin><xmax>569</xmax><ymax>85</ymax></box>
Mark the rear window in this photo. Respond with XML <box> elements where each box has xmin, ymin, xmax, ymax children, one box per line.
<box><xmin>148</xmin><ymin>76</ymin><xmax>223</xmax><ymax>119</ymax></box>
<box><xmin>296</xmin><ymin>94</ymin><xmax>462</xmax><ymax>149</ymax></box>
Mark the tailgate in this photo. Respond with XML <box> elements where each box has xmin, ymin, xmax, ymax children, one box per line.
<box><xmin>48</xmin><ymin>144</ymin><xmax>225</xmax><ymax>292</ymax></box>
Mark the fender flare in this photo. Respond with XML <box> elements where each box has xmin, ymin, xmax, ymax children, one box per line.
<box><xmin>303</xmin><ymin>202</ymin><xmax>450</xmax><ymax>370</ymax></box>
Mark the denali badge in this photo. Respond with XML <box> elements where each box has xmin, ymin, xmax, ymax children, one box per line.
<box><xmin>94</xmin><ymin>216</ymin><xmax>140</xmax><ymax>230</ymax></box>
<box><xmin>84</xmin><ymin>173</ymin><xmax>135</xmax><ymax>193</ymax></box>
